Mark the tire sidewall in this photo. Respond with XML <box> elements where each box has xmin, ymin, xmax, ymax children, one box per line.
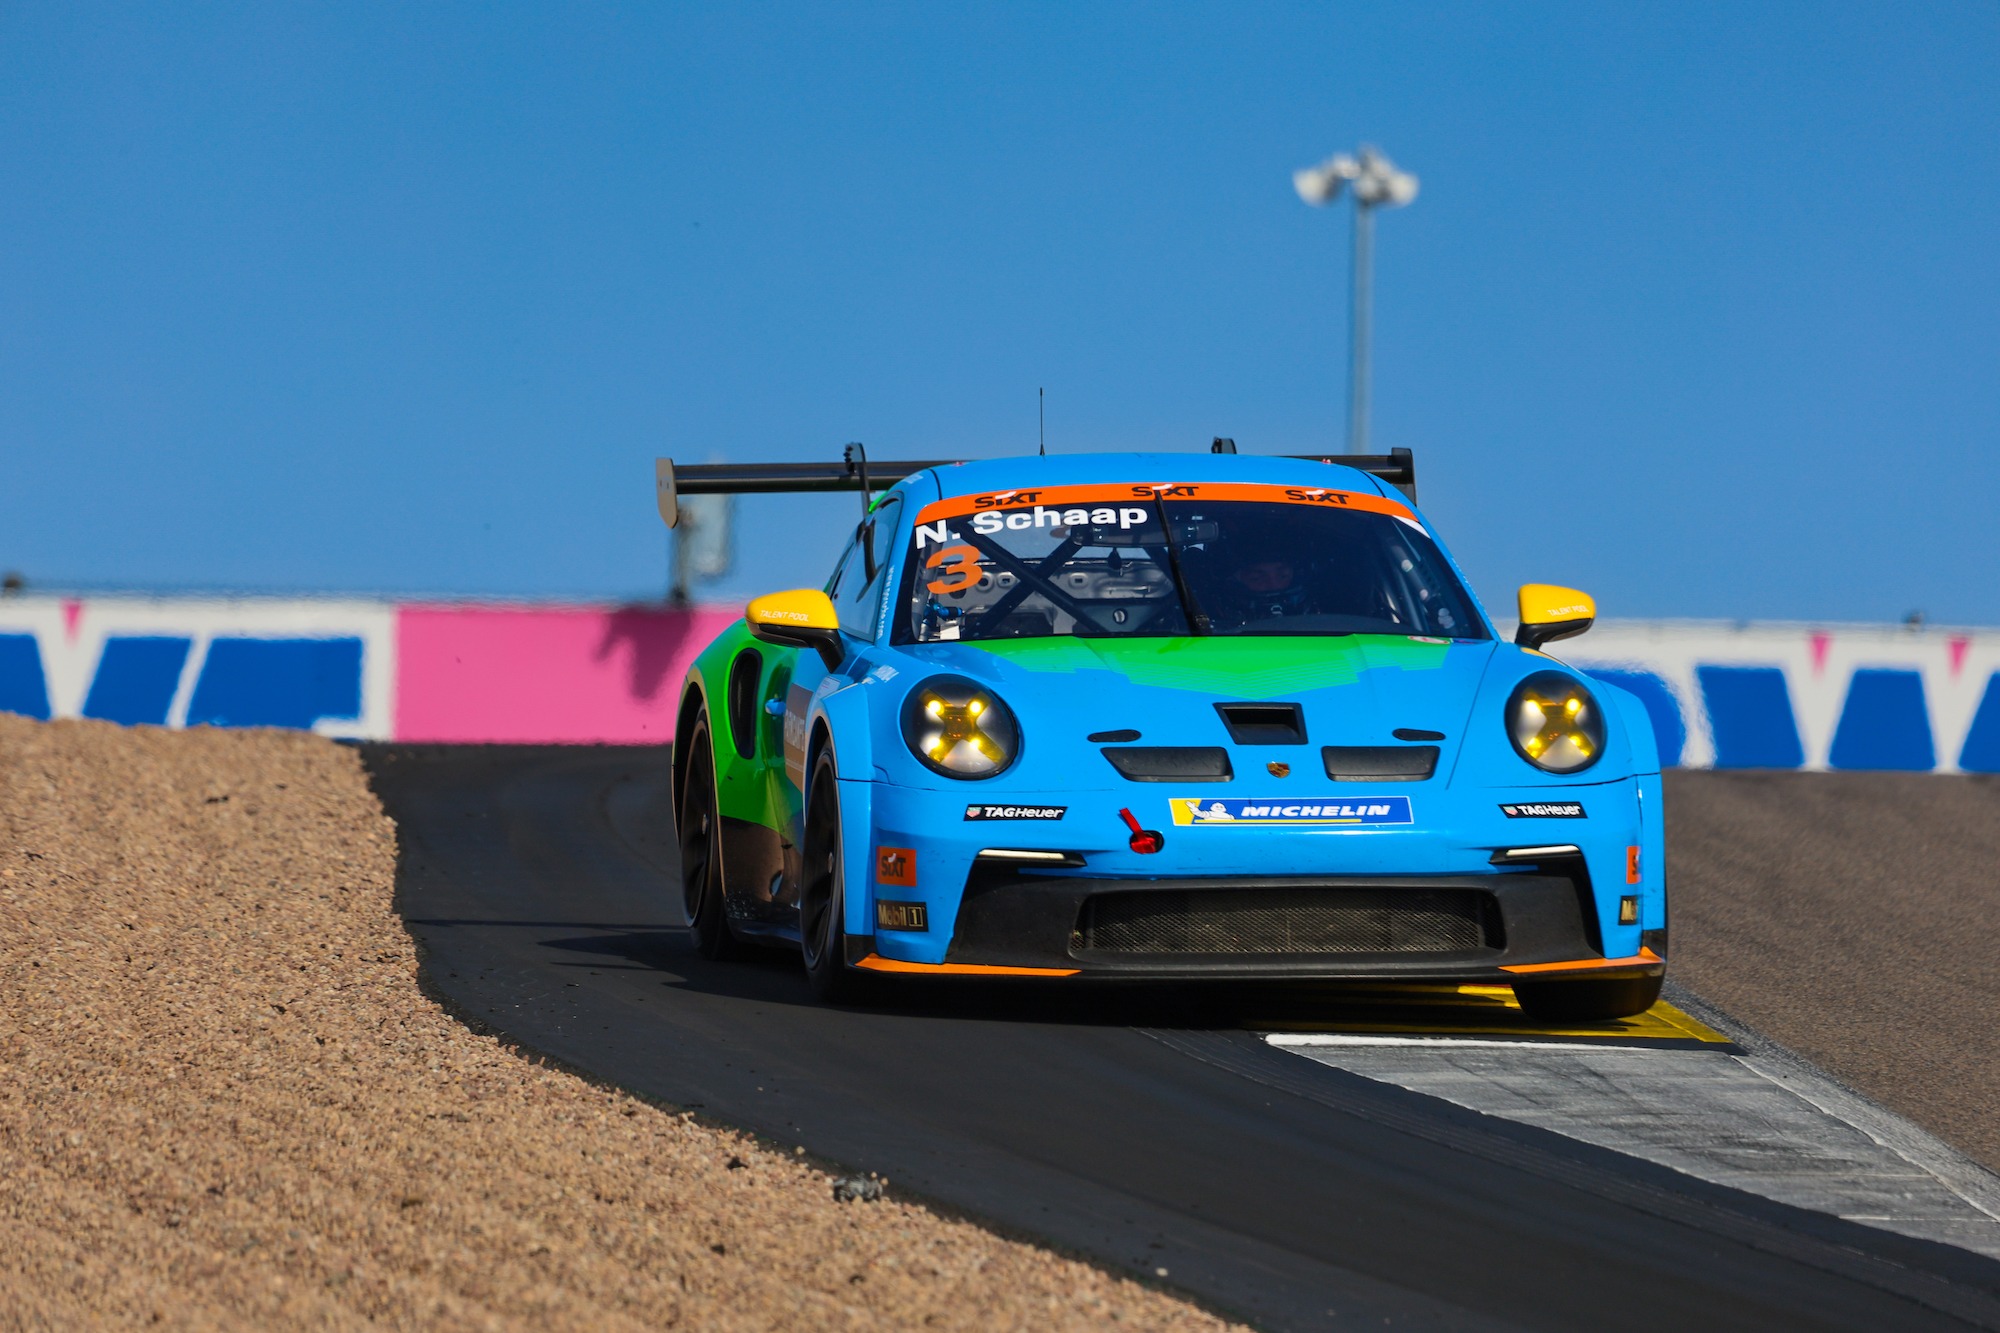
<box><xmin>801</xmin><ymin>748</ymin><xmax>861</xmax><ymax>1001</ymax></box>
<box><xmin>678</xmin><ymin>715</ymin><xmax>738</xmax><ymax>960</ymax></box>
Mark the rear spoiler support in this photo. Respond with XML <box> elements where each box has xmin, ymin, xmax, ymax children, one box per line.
<box><xmin>1283</xmin><ymin>448</ymin><xmax>1416</xmax><ymax>501</ymax></box>
<box><xmin>654</xmin><ymin>446</ymin><xmax>1416</xmax><ymax>527</ymax></box>
<box><xmin>656</xmin><ymin>454</ymin><xmax>961</xmax><ymax>527</ymax></box>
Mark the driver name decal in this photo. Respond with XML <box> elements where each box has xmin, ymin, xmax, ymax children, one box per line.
<box><xmin>913</xmin><ymin>502</ymin><xmax>1147</xmax><ymax>549</ymax></box>
<box><xmin>1170</xmin><ymin>796</ymin><xmax>1414</xmax><ymax>826</ymax></box>
<box><xmin>967</xmin><ymin>505</ymin><xmax>1148</xmax><ymax>537</ymax></box>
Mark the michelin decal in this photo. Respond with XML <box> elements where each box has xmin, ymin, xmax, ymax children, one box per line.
<box><xmin>1170</xmin><ymin>796</ymin><xmax>1414</xmax><ymax>827</ymax></box>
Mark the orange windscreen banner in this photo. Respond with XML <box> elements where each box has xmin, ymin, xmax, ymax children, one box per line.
<box><xmin>913</xmin><ymin>481</ymin><xmax>1418</xmax><ymax>527</ymax></box>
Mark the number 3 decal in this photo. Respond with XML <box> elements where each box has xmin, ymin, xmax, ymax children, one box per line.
<box><xmin>924</xmin><ymin>544</ymin><xmax>981</xmax><ymax>595</ymax></box>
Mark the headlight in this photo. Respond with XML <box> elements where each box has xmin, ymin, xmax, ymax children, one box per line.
<box><xmin>1506</xmin><ymin>671</ymin><xmax>1605</xmax><ymax>774</ymax></box>
<box><xmin>901</xmin><ymin>675</ymin><xmax>1019</xmax><ymax>779</ymax></box>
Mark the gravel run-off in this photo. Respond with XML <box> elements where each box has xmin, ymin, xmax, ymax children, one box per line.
<box><xmin>1664</xmin><ymin>768</ymin><xmax>2000</xmax><ymax>1173</ymax></box>
<box><xmin>0</xmin><ymin>716</ymin><xmax>1236</xmax><ymax>1331</ymax></box>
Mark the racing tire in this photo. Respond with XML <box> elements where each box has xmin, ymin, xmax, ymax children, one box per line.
<box><xmin>799</xmin><ymin>748</ymin><xmax>873</xmax><ymax>1005</ymax></box>
<box><xmin>677</xmin><ymin>715</ymin><xmax>745</xmax><ymax>962</ymax></box>
<box><xmin>1511</xmin><ymin>974</ymin><xmax>1663</xmax><ymax>1023</ymax></box>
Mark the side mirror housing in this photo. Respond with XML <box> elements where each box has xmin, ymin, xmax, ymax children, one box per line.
<box><xmin>1515</xmin><ymin>584</ymin><xmax>1595</xmax><ymax>651</ymax></box>
<box><xmin>746</xmin><ymin>589</ymin><xmax>845</xmax><ymax>671</ymax></box>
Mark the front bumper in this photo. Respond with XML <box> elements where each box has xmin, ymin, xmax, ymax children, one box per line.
<box><xmin>853</xmin><ymin>774</ymin><xmax>1666</xmax><ymax>980</ymax></box>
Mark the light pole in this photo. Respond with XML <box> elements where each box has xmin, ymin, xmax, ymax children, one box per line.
<box><xmin>1294</xmin><ymin>146</ymin><xmax>1418</xmax><ymax>454</ymax></box>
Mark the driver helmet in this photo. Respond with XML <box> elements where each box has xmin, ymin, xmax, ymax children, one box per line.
<box><xmin>1223</xmin><ymin>538</ymin><xmax>1310</xmax><ymax>618</ymax></box>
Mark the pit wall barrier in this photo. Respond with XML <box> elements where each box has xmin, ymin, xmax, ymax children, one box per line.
<box><xmin>0</xmin><ymin>597</ymin><xmax>1995</xmax><ymax>770</ymax></box>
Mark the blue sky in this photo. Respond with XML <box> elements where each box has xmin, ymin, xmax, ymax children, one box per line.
<box><xmin>2</xmin><ymin>3</ymin><xmax>1995</xmax><ymax>623</ymax></box>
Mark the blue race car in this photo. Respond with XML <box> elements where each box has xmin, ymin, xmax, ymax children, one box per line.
<box><xmin>658</xmin><ymin>446</ymin><xmax>1666</xmax><ymax>1020</ymax></box>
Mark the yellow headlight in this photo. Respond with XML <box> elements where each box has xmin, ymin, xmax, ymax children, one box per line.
<box><xmin>1506</xmin><ymin>672</ymin><xmax>1604</xmax><ymax>775</ymax></box>
<box><xmin>901</xmin><ymin>676</ymin><xmax>1020</xmax><ymax>778</ymax></box>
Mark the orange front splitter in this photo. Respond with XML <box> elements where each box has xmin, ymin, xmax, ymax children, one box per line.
<box><xmin>854</xmin><ymin>954</ymin><xmax>1078</xmax><ymax>977</ymax></box>
<box><xmin>1500</xmin><ymin>947</ymin><xmax>1664</xmax><ymax>975</ymax></box>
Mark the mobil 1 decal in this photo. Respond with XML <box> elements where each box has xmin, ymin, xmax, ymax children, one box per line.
<box><xmin>1498</xmin><ymin>802</ymin><xmax>1586</xmax><ymax>818</ymax></box>
<box><xmin>964</xmin><ymin>804</ymin><xmax>1067</xmax><ymax>821</ymax></box>
<box><xmin>1170</xmin><ymin>796</ymin><xmax>1414</xmax><ymax>827</ymax></box>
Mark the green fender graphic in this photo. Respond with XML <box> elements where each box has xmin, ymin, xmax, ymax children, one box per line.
<box><xmin>685</xmin><ymin>620</ymin><xmax>799</xmax><ymax>834</ymax></box>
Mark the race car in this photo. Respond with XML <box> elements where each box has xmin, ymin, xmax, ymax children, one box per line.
<box><xmin>658</xmin><ymin>445</ymin><xmax>1667</xmax><ymax>1021</ymax></box>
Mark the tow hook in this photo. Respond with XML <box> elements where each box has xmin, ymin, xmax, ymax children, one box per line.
<box><xmin>1118</xmin><ymin>808</ymin><xmax>1164</xmax><ymax>855</ymax></box>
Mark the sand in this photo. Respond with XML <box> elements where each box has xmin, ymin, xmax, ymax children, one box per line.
<box><xmin>0</xmin><ymin>715</ymin><xmax>1235</xmax><ymax>1330</ymax></box>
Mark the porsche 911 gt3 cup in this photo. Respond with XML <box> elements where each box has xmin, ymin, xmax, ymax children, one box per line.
<box><xmin>658</xmin><ymin>446</ymin><xmax>1666</xmax><ymax>1020</ymax></box>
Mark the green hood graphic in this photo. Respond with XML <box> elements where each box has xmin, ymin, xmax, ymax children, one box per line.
<box><xmin>971</xmin><ymin>634</ymin><xmax>1459</xmax><ymax>699</ymax></box>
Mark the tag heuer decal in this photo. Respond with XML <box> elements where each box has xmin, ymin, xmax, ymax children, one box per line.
<box><xmin>1498</xmin><ymin>802</ymin><xmax>1586</xmax><ymax>818</ymax></box>
<box><xmin>963</xmin><ymin>804</ymin><xmax>1067</xmax><ymax>821</ymax></box>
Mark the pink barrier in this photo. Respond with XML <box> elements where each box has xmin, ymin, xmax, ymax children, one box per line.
<box><xmin>395</xmin><ymin>604</ymin><xmax>740</xmax><ymax>744</ymax></box>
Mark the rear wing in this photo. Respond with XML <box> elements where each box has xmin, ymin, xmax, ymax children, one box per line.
<box><xmin>655</xmin><ymin>448</ymin><xmax>960</xmax><ymax>527</ymax></box>
<box><xmin>654</xmin><ymin>446</ymin><xmax>1416</xmax><ymax>526</ymax></box>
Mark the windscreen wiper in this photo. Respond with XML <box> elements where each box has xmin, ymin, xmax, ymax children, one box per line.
<box><xmin>1148</xmin><ymin>512</ymin><xmax>1210</xmax><ymax>634</ymax></box>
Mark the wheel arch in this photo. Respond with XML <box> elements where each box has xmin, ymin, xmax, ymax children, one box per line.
<box><xmin>800</xmin><ymin>716</ymin><xmax>878</xmax><ymax>959</ymax></box>
<box><xmin>672</xmin><ymin>681</ymin><xmax>709</xmax><ymax>818</ymax></box>
<box><xmin>807</xmin><ymin>717</ymin><xmax>836</xmax><ymax>797</ymax></box>
<box><xmin>812</xmin><ymin>681</ymin><xmax>876</xmax><ymax>782</ymax></box>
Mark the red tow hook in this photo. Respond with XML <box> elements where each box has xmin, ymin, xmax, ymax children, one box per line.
<box><xmin>1118</xmin><ymin>808</ymin><xmax>1164</xmax><ymax>855</ymax></box>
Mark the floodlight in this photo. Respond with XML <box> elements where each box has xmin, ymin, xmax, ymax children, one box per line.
<box><xmin>1293</xmin><ymin>144</ymin><xmax>1419</xmax><ymax>455</ymax></box>
<box><xmin>1292</xmin><ymin>153</ymin><xmax>1359</xmax><ymax>206</ymax></box>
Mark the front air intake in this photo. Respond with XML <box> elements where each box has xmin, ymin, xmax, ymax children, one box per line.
<box><xmin>1074</xmin><ymin>886</ymin><xmax>1499</xmax><ymax>955</ymax></box>
<box><xmin>1214</xmin><ymin>703</ymin><xmax>1308</xmax><ymax>745</ymax></box>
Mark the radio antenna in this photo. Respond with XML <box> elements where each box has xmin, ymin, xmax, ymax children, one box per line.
<box><xmin>1039</xmin><ymin>387</ymin><xmax>1045</xmax><ymax>455</ymax></box>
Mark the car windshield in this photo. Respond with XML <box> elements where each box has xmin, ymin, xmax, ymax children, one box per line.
<box><xmin>898</xmin><ymin>481</ymin><xmax>1487</xmax><ymax>643</ymax></box>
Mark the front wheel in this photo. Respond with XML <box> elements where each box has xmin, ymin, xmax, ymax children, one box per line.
<box><xmin>1512</xmin><ymin>974</ymin><xmax>1663</xmax><ymax>1023</ymax></box>
<box><xmin>799</xmin><ymin>748</ymin><xmax>872</xmax><ymax>1005</ymax></box>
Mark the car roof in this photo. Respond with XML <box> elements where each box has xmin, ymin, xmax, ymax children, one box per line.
<box><xmin>912</xmin><ymin>451</ymin><xmax>1400</xmax><ymax>502</ymax></box>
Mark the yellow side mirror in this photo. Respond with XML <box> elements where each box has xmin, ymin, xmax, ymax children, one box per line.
<box><xmin>746</xmin><ymin>589</ymin><xmax>845</xmax><ymax>670</ymax></box>
<box><xmin>1516</xmin><ymin>584</ymin><xmax>1595</xmax><ymax>651</ymax></box>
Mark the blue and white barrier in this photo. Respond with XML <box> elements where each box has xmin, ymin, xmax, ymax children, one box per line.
<box><xmin>0</xmin><ymin>598</ymin><xmax>1994</xmax><ymax>770</ymax></box>
<box><xmin>1568</xmin><ymin>621</ymin><xmax>1999</xmax><ymax>773</ymax></box>
<box><xmin>0</xmin><ymin>597</ymin><xmax>395</xmax><ymax>738</ymax></box>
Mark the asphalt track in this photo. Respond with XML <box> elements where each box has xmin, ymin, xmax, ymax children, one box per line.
<box><xmin>365</xmin><ymin>743</ymin><xmax>2000</xmax><ymax>1332</ymax></box>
